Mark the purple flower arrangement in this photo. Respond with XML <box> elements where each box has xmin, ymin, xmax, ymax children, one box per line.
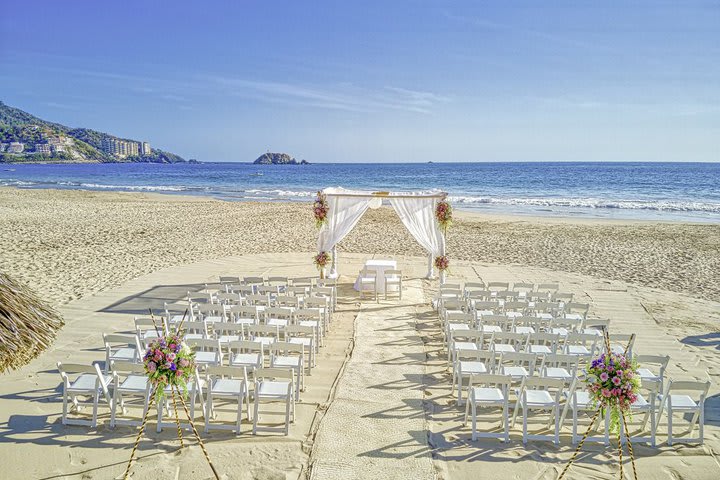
<box><xmin>434</xmin><ymin>255</ymin><xmax>450</xmax><ymax>272</ymax></box>
<box><xmin>586</xmin><ymin>351</ymin><xmax>640</xmax><ymax>432</ymax></box>
<box><xmin>143</xmin><ymin>332</ymin><xmax>196</xmax><ymax>400</ymax></box>
<box><xmin>314</xmin><ymin>251</ymin><xmax>331</xmax><ymax>270</ymax></box>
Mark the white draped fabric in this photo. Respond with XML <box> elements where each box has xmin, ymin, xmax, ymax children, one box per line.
<box><xmin>317</xmin><ymin>188</ymin><xmax>373</xmax><ymax>277</ymax></box>
<box><xmin>389</xmin><ymin>196</ymin><xmax>446</xmax><ymax>278</ymax></box>
<box><xmin>317</xmin><ymin>187</ymin><xmax>446</xmax><ymax>279</ymax></box>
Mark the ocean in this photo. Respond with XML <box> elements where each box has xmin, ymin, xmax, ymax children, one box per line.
<box><xmin>1</xmin><ymin>162</ymin><xmax>719</xmax><ymax>222</ymax></box>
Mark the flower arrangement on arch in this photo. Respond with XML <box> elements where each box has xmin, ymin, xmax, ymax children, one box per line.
<box><xmin>313</xmin><ymin>191</ymin><xmax>329</xmax><ymax>228</ymax></box>
<box><xmin>314</xmin><ymin>251</ymin><xmax>331</xmax><ymax>270</ymax></box>
<box><xmin>434</xmin><ymin>255</ymin><xmax>450</xmax><ymax>272</ymax></box>
<box><xmin>435</xmin><ymin>200</ymin><xmax>453</xmax><ymax>233</ymax></box>
<box><xmin>143</xmin><ymin>329</ymin><xmax>196</xmax><ymax>402</ymax></box>
<box><xmin>586</xmin><ymin>351</ymin><xmax>640</xmax><ymax>433</ymax></box>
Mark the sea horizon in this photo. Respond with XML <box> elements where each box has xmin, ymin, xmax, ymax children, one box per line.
<box><xmin>2</xmin><ymin>160</ymin><xmax>718</xmax><ymax>223</ymax></box>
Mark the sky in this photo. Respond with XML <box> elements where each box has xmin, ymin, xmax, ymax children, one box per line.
<box><xmin>1</xmin><ymin>1</ymin><xmax>718</xmax><ymax>163</ymax></box>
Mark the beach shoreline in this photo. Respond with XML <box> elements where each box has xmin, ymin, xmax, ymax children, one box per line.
<box><xmin>1</xmin><ymin>186</ymin><xmax>719</xmax><ymax>307</ymax></box>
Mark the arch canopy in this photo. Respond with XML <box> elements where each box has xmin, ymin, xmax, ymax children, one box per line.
<box><xmin>317</xmin><ymin>187</ymin><xmax>447</xmax><ymax>279</ymax></box>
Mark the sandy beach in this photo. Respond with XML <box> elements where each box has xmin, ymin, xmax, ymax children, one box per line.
<box><xmin>0</xmin><ymin>186</ymin><xmax>719</xmax><ymax>479</ymax></box>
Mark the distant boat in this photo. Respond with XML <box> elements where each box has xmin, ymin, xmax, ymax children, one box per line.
<box><xmin>4</xmin><ymin>168</ymin><xmax>15</xmax><ymax>171</ymax></box>
<box><xmin>249</xmin><ymin>172</ymin><xmax>264</xmax><ymax>176</ymax></box>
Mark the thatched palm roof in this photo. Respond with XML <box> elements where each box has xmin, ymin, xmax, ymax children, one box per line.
<box><xmin>0</xmin><ymin>273</ymin><xmax>64</xmax><ymax>373</ymax></box>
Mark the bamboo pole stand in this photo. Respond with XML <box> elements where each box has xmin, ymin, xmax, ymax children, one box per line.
<box><xmin>121</xmin><ymin>309</ymin><xmax>221</xmax><ymax>479</ymax></box>
<box><xmin>558</xmin><ymin>328</ymin><xmax>638</xmax><ymax>480</ymax></box>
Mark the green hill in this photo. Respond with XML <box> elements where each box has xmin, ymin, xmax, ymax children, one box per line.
<box><xmin>0</xmin><ymin>101</ymin><xmax>186</xmax><ymax>164</ymax></box>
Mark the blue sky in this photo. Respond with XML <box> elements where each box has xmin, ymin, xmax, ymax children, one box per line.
<box><xmin>1</xmin><ymin>1</ymin><xmax>718</xmax><ymax>162</ymax></box>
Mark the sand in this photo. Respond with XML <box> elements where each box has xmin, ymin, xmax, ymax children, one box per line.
<box><xmin>0</xmin><ymin>186</ymin><xmax>719</xmax><ymax>479</ymax></box>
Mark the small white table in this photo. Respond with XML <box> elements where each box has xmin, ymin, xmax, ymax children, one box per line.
<box><xmin>353</xmin><ymin>259</ymin><xmax>397</xmax><ymax>292</ymax></box>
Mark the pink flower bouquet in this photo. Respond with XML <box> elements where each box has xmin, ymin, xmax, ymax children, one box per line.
<box><xmin>313</xmin><ymin>191</ymin><xmax>329</xmax><ymax>228</ymax></box>
<box><xmin>586</xmin><ymin>351</ymin><xmax>640</xmax><ymax>432</ymax></box>
<box><xmin>434</xmin><ymin>255</ymin><xmax>450</xmax><ymax>272</ymax></box>
<box><xmin>314</xmin><ymin>251</ymin><xmax>331</xmax><ymax>270</ymax></box>
<box><xmin>435</xmin><ymin>200</ymin><xmax>453</xmax><ymax>232</ymax></box>
<box><xmin>143</xmin><ymin>331</ymin><xmax>196</xmax><ymax>401</ymax></box>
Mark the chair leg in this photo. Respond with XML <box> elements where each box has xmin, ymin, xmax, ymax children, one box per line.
<box><xmin>284</xmin><ymin>398</ymin><xmax>291</xmax><ymax>435</ymax></box>
<box><xmin>522</xmin><ymin>404</ymin><xmax>528</xmax><ymax>445</ymax></box>
<box><xmin>503</xmin><ymin>402</ymin><xmax>509</xmax><ymax>443</ymax></box>
<box><xmin>204</xmin><ymin>391</ymin><xmax>212</xmax><ymax>433</ymax></box>
<box><xmin>236</xmin><ymin>394</ymin><xmax>243</xmax><ymax>435</ymax></box>
<box><xmin>62</xmin><ymin>387</ymin><xmax>68</xmax><ymax>425</ymax></box>
<box><xmin>92</xmin><ymin>392</ymin><xmax>99</xmax><ymax>428</ymax></box>
<box><xmin>667</xmin><ymin>404</ymin><xmax>673</xmax><ymax>446</ymax></box>
<box><xmin>471</xmin><ymin>401</ymin><xmax>477</xmax><ymax>441</ymax></box>
<box><xmin>252</xmin><ymin>396</ymin><xmax>260</xmax><ymax>435</ymax></box>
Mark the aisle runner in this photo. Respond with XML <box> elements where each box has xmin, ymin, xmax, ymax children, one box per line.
<box><xmin>309</xmin><ymin>279</ymin><xmax>437</xmax><ymax>480</ymax></box>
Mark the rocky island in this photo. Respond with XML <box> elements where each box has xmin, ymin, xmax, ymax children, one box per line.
<box><xmin>0</xmin><ymin>101</ymin><xmax>186</xmax><ymax>164</ymax></box>
<box><xmin>253</xmin><ymin>152</ymin><xmax>309</xmax><ymax>165</ymax></box>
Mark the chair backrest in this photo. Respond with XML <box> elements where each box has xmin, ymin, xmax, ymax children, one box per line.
<box><xmin>267</xmin><ymin>276</ymin><xmax>289</xmax><ymax>286</ymax></box>
<box><xmin>446</xmin><ymin>311</ymin><xmax>474</xmax><ymax>324</ymax></box>
<box><xmin>360</xmin><ymin>269</ymin><xmax>377</xmax><ymax>279</ymax></box>
<box><xmin>257</xmin><ymin>285</ymin><xmax>280</xmax><ymax>295</ymax></box>
<box><xmin>111</xmin><ymin>360</ymin><xmax>146</xmax><ymax>375</ymax></box>
<box><xmin>495</xmin><ymin>290</ymin><xmax>518</xmax><ymax>300</ymax></box>
<box><xmin>214</xmin><ymin>322</ymin><xmax>245</xmax><ymax>336</ymax></box>
<box><xmin>182</xmin><ymin>320</ymin><xmax>209</xmax><ymax>335</ymax></box>
<box><xmin>540</xmin><ymin>353</ymin><xmax>579</xmax><ymax>372</ymax></box>
<box><xmin>537</xmin><ymin>283</ymin><xmax>559</xmax><ymax>293</ymax></box>
<box><xmin>666</xmin><ymin>380</ymin><xmax>710</xmax><ymax>397</ymax></box>
<box><xmin>294</xmin><ymin>308</ymin><xmax>322</xmax><ymax>320</ymax></box>
<box><xmin>284</xmin><ymin>324</ymin><xmax>315</xmax><ymax>338</ymax></box>
<box><xmin>216</xmin><ymin>292</ymin><xmax>242</xmax><ymax>304</ymax></box>
<box><xmin>293</xmin><ymin>277</ymin><xmax>315</xmax><ymax>287</ymax></box>
<box><xmin>134</xmin><ymin>316</ymin><xmax>165</xmax><ymax>333</ymax></box>
<box><xmin>635</xmin><ymin>354</ymin><xmax>670</xmax><ymax>372</ymax></box>
<box><xmin>554</xmin><ymin>292</ymin><xmax>574</xmax><ymax>302</ymax></box>
<box><xmin>500</xmin><ymin>352</ymin><xmax>537</xmax><ymax>373</ymax></box>
<box><xmin>304</xmin><ymin>297</ymin><xmax>328</xmax><ymax>310</ymax></box>
<box><xmin>487</xmin><ymin>281</ymin><xmax>510</xmax><ymax>291</ymax></box>
<box><xmin>472</xmin><ymin>300</ymin><xmax>500</xmax><ymax>311</ymax></box>
<box><xmin>206</xmin><ymin>364</ymin><xmax>248</xmax><ymax>380</ymax></box>
<box><xmin>185</xmin><ymin>337</ymin><xmax>221</xmax><ymax>351</ymax></box>
<box><xmin>254</xmin><ymin>367</ymin><xmax>294</xmax><ymax>382</ymax></box>
<box><xmin>504</xmin><ymin>301</ymin><xmax>528</xmax><ymax>312</ymax></box>
<box><xmin>264</xmin><ymin>307</ymin><xmax>293</xmax><ymax>320</ymax></box>
<box><xmin>270</xmin><ymin>341</ymin><xmax>304</xmax><ymax>356</ymax></box>
<box><xmin>565</xmin><ymin>302</ymin><xmax>589</xmax><ymax>315</ymax></box>
<box><xmin>104</xmin><ymin>333</ymin><xmax>141</xmax><ymax>349</ymax></box>
<box><xmin>513</xmin><ymin>282</ymin><xmax>534</xmax><ymax>292</ymax></box>
<box><xmin>384</xmin><ymin>269</ymin><xmax>402</xmax><ymax>277</ymax></box>
<box><xmin>468</xmin><ymin>373</ymin><xmax>512</xmax><ymax>390</ymax></box>
<box><xmin>247</xmin><ymin>324</ymin><xmax>280</xmax><ymax>337</ymax></box>
<box><xmin>243</xmin><ymin>276</ymin><xmax>265</xmax><ymax>285</ymax></box>
<box><xmin>583</xmin><ymin>318</ymin><xmax>610</xmax><ymax>330</ymax></box>
<box><xmin>467</xmin><ymin>290</ymin><xmax>492</xmax><ymax>301</ymax></box>
<box><xmin>275</xmin><ymin>295</ymin><xmax>300</xmax><ymax>307</ymax></box>
<box><xmin>286</xmin><ymin>286</ymin><xmax>309</xmax><ymax>296</ymax></box>
<box><xmin>227</xmin><ymin>339</ymin><xmax>264</xmax><ymax>353</ymax></box>
<box><xmin>245</xmin><ymin>294</ymin><xmax>271</xmax><ymax>306</ymax></box>
<box><xmin>227</xmin><ymin>284</ymin><xmax>254</xmax><ymax>295</ymax></box>
<box><xmin>480</xmin><ymin>314</ymin><xmax>509</xmax><ymax>329</ymax></box>
<box><xmin>522</xmin><ymin>375</ymin><xmax>565</xmax><ymax>391</ymax></box>
<box><xmin>219</xmin><ymin>276</ymin><xmax>241</xmax><ymax>284</ymax></box>
<box><xmin>527</xmin><ymin>332</ymin><xmax>560</xmax><ymax>347</ymax></box>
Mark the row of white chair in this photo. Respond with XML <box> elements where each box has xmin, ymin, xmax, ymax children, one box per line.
<box><xmin>58</xmin><ymin>360</ymin><xmax>296</xmax><ymax>435</ymax></box>
<box><xmin>462</xmin><ymin>372</ymin><xmax>710</xmax><ymax>446</ymax></box>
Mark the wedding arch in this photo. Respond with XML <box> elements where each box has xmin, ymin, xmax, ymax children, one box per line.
<box><xmin>315</xmin><ymin>187</ymin><xmax>449</xmax><ymax>279</ymax></box>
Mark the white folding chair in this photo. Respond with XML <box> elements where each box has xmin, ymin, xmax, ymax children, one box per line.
<box><xmin>264</xmin><ymin>307</ymin><xmax>293</xmax><ymax>328</ymax></box>
<box><xmin>103</xmin><ymin>333</ymin><xmax>143</xmax><ymax>371</ymax></box>
<box><xmin>185</xmin><ymin>338</ymin><xmax>224</xmax><ymax>366</ymax></box>
<box><xmin>499</xmin><ymin>352</ymin><xmax>537</xmax><ymax>381</ymax></box>
<box><xmin>226</xmin><ymin>305</ymin><xmax>260</xmax><ymax>327</ymax></box>
<box><xmin>452</xmin><ymin>349</ymin><xmax>495</xmax><ymax>405</ymax></box>
<box><xmin>635</xmin><ymin>354</ymin><xmax>670</xmax><ymax>394</ymax></box>
<box><xmin>659</xmin><ymin>380</ymin><xmax>710</xmax><ymax>445</ymax></box>
<box><xmin>110</xmin><ymin>361</ymin><xmax>152</xmax><ymax>428</ymax></box>
<box><xmin>252</xmin><ymin>367</ymin><xmax>295</xmax><ymax>435</ymax></box>
<box><xmin>358</xmin><ymin>269</ymin><xmax>378</xmax><ymax>302</ymax></box>
<box><xmin>57</xmin><ymin>362</ymin><xmax>114</xmax><ymax>427</ymax></box>
<box><xmin>228</xmin><ymin>339</ymin><xmax>264</xmax><ymax>371</ymax></box>
<box><xmin>621</xmin><ymin>378</ymin><xmax>661</xmax><ymax>446</ymax></box>
<box><xmin>285</xmin><ymin>324</ymin><xmax>317</xmax><ymax>372</ymax></box>
<box><xmin>512</xmin><ymin>376</ymin><xmax>565</xmax><ymax>445</ymax></box>
<box><xmin>383</xmin><ymin>269</ymin><xmax>403</xmax><ymax>300</ymax></box>
<box><xmin>270</xmin><ymin>342</ymin><xmax>305</xmax><ymax>401</ymax></box>
<box><xmin>155</xmin><ymin>368</ymin><xmax>205</xmax><ymax>432</ymax></box>
<box><xmin>463</xmin><ymin>373</ymin><xmax>512</xmax><ymax>442</ymax></box>
<box><xmin>559</xmin><ymin>377</ymin><xmax>610</xmax><ymax>445</ymax></box>
<box><xmin>204</xmin><ymin>365</ymin><xmax>250</xmax><ymax>434</ymax></box>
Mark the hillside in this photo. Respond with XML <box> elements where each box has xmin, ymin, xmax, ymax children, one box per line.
<box><xmin>0</xmin><ymin>101</ymin><xmax>185</xmax><ymax>164</ymax></box>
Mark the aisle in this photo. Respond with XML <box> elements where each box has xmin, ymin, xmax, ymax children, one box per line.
<box><xmin>309</xmin><ymin>279</ymin><xmax>437</xmax><ymax>480</ymax></box>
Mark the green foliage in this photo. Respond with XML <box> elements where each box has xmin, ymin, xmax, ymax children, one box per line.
<box><xmin>0</xmin><ymin>101</ymin><xmax>186</xmax><ymax>164</ymax></box>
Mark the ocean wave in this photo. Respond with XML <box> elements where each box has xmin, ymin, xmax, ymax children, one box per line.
<box><xmin>447</xmin><ymin>195</ymin><xmax>720</xmax><ymax>213</ymax></box>
<box><xmin>244</xmin><ymin>189</ymin><xmax>316</xmax><ymax>198</ymax></box>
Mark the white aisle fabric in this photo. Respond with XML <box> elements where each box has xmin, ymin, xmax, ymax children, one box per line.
<box><xmin>309</xmin><ymin>279</ymin><xmax>437</xmax><ymax>480</ymax></box>
<box><xmin>389</xmin><ymin>196</ymin><xmax>445</xmax><ymax>278</ymax></box>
